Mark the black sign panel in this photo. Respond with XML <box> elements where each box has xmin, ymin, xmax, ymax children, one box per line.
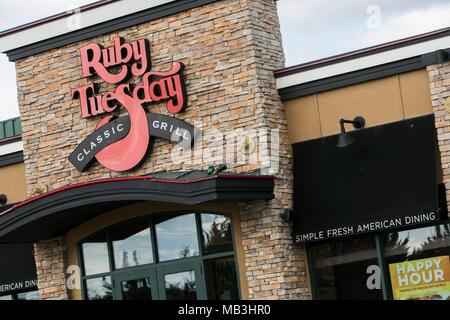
<box><xmin>292</xmin><ymin>114</ymin><xmax>440</xmax><ymax>243</ymax></box>
<box><xmin>0</xmin><ymin>243</ymin><xmax>37</xmax><ymax>295</ymax></box>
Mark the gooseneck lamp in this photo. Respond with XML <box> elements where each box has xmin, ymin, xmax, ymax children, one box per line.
<box><xmin>336</xmin><ymin>116</ymin><xmax>366</xmax><ymax>148</ymax></box>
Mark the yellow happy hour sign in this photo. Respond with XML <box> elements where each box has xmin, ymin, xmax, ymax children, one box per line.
<box><xmin>389</xmin><ymin>256</ymin><xmax>450</xmax><ymax>300</ymax></box>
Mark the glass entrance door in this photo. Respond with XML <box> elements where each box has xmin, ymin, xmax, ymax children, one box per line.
<box><xmin>114</xmin><ymin>268</ymin><xmax>158</xmax><ymax>300</ymax></box>
<box><xmin>157</xmin><ymin>260</ymin><xmax>206</xmax><ymax>300</ymax></box>
<box><xmin>114</xmin><ymin>262</ymin><xmax>207</xmax><ymax>300</ymax></box>
<box><xmin>80</xmin><ymin>212</ymin><xmax>239</xmax><ymax>300</ymax></box>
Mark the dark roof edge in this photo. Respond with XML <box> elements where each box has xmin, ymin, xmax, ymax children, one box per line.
<box><xmin>4</xmin><ymin>0</ymin><xmax>220</xmax><ymax>62</ymax></box>
<box><xmin>0</xmin><ymin>0</ymin><xmax>117</xmax><ymax>37</ymax></box>
<box><xmin>275</xmin><ymin>27</ymin><xmax>450</xmax><ymax>78</ymax></box>
<box><xmin>0</xmin><ymin>173</ymin><xmax>275</xmax><ymax>217</ymax></box>
<box><xmin>0</xmin><ymin>151</ymin><xmax>23</xmax><ymax>168</ymax></box>
<box><xmin>278</xmin><ymin>48</ymin><xmax>450</xmax><ymax>101</ymax></box>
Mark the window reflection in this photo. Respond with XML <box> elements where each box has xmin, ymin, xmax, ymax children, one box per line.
<box><xmin>79</xmin><ymin>212</ymin><xmax>240</xmax><ymax>300</ymax></box>
<box><xmin>383</xmin><ymin>223</ymin><xmax>450</xmax><ymax>300</ymax></box>
<box><xmin>86</xmin><ymin>276</ymin><xmax>113</xmax><ymax>300</ymax></box>
<box><xmin>310</xmin><ymin>235</ymin><xmax>382</xmax><ymax>300</ymax></box>
<box><xmin>112</xmin><ymin>218</ymin><xmax>153</xmax><ymax>269</ymax></box>
<box><xmin>121</xmin><ymin>278</ymin><xmax>152</xmax><ymax>300</ymax></box>
<box><xmin>156</xmin><ymin>214</ymin><xmax>199</xmax><ymax>261</ymax></box>
<box><xmin>82</xmin><ymin>232</ymin><xmax>110</xmax><ymax>276</ymax></box>
<box><xmin>16</xmin><ymin>290</ymin><xmax>39</xmax><ymax>300</ymax></box>
<box><xmin>0</xmin><ymin>291</ymin><xmax>39</xmax><ymax>300</ymax></box>
<box><xmin>164</xmin><ymin>271</ymin><xmax>197</xmax><ymax>300</ymax></box>
<box><xmin>384</xmin><ymin>223</ymin><xmax>450</xmax><ymax>261</ymax></box>
<box><xmin>204</xmin><ymin>257</ymin><xmax>239</xmax><ymax>299</ymax></box>
<box><xmin>201</xmin><ymin>214</ymin><xmax>233</xmax><ymax>255</ymax></box>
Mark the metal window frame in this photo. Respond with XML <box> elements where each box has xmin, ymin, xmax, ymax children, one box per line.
<box><xmin>307</xmin><ymin>218</ymin><xmax>450</xmax><ymax>300</ymax></box>
<box><xmin>78</xmin><ymin>210</ymin><xmax>240</xmax><ymax>300</ymax></box>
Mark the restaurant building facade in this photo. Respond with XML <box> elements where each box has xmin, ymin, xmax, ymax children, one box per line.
<box><xmin>276</xmin><ymin>26</ymin><xmax>450</xmax><ymax>300</ymax></box>
<box><xmin>0</xmin><ymin>0</ymin><xmax>448</xmax><ymax>300</ymax></box>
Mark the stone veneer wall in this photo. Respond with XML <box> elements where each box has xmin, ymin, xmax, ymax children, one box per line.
<box><xmin>428</xmin><ymin>61</ymin><xmax>450</xmax><ymax>214</ymax></box>
<box><xmin>34</xmin><ymin>237</ymin><xmax>70</xmax><ymax>300</ymax></box>
<box><xmin>236</xmin><ymin>1</ymin><xmax>309</xmax><ymax>299</ymax></box>
<box><xmin>14</xmin><ymin>0</ymin><xmax>310</xmax><ymax>300</ymax></box>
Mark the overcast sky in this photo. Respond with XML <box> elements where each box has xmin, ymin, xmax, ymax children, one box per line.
<box><xmin>0</xmin><ymin>0</ymin><xmax>449</xmax><ymax>121</ymax></box>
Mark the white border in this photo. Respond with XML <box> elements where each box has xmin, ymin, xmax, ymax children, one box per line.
<box><xmin>276</xmin><ymin>35</ymin><xmax>450</xmax><ymax>89</ymax></box>
<box><xmin>0</xmin><ymin>140</ymin><xmax>23</xmax><ymax>156</ymax></box>
<box><xmin>0</xmin><ymin>0</ymin><xmax>175</xmax><ymax>52</ymax></box>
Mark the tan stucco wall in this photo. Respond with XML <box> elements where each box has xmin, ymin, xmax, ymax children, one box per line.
<box><xmin>284</xmin><ymin>69</ymin><xmax>434</xmax><ymax>144</ymax></box>
<box><xmin>0</xmin><ymin>162</ymin><xmax>27</xmax><ymax>204</ymax></box>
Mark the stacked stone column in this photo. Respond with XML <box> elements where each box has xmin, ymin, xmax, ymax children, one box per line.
<box><xmin>428</xmin><ymin>61</ymin><xmax>450</xmax><ymax>214</ymax></box>
<box><xmin>33</xmin><ymin>237</ymin><xmax>70</xmax><ymax>300</ymax></box>
<box><xmin>14</xmin><ymin>0</ymin><xmax>310</xmax><ymax>300</ymax></box>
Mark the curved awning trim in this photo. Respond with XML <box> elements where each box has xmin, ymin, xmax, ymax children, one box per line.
<box><xmin>0</xmin><ymin>172</ymin><xmax>275</xmax><ymax>243</ymax></box>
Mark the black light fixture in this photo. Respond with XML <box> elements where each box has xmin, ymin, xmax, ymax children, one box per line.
<box><xmin>0</xmin><ymin>194</ymin><xmax>6</xmax><ymax>205</ymax></box>
<box><xmin>281</xmin><ymin>209</ymin><xmax>296</xmax><ymax>222</ymax></box>
<box><xmin>207</xmin><ymin>165</ymin><xmax>215</xmax><ymax>175</ymax></box>
<box><xmin>214</xmin><ymin>163</ymin><xmax>227</xmax><ymax>175</ymax></box>
<box><xmin>336</xmin><ymin>116</ymin><xmax>366</xmax><ymax>148</ymax></box>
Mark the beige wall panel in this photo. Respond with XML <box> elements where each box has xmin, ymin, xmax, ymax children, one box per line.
<box><xmin>284</xmin><ymin>95</ymin><xmax>321</xmax><ymax>143</ymax></box>
<box><xmin>284</xmin><ymin>70</ymin><xmax>435</xmax><ymax>144</ymax></box>
<box><xmin>317</xmin><ymin>76</ymin><xmax>404</xmax><ymax>137</ymax></box>
<box><xmin>399</xmin><ymin>69</ymin><xmax>433</xmax><ymax>118</ymax></box>
<box><xmin>65</xmin><ymin>201</ymin><xmax>248</xmax><ymax>300</ymax></box>
<box><xmin>0</xmin><ymin>162</ymin><xmax>27</xmax><ymax>203</ymax></box>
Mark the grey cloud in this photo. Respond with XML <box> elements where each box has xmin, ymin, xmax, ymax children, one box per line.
<box><xmin>278</xmin><ymin>0</ymin><xmax>449</xmax><ymax>34</ymax></box>
<box><xmin>278</xmin><ymin>0</ymin><xmax>450</xmax><ymax>66</ymax></box>
<box><xmin>0</xmin><ymin>54</ymin><xmax>19</xmax><ymax>120</ymax></box>
<box><xmin>0</xmin><ymin>0</ymin><xmax>93</xmax><ymax>31</ymax></box>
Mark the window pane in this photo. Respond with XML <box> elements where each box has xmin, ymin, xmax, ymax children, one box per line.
<box><xmin>121</xmin><ymin>278</ymin><xmax>152</xmax><ymax>300</ymax></box>
<box><xmin>201</xmin><ymin>214</ymin><xmax>233</xmax><ymax>255</ymax></box>
<box><xmin>0</xmin><ymin>295</ymin><xmax>12</xmax><ymax>300</ymax></box>
<box><xmin>86</xmin><ymin>276</ymin><xmax>113</xmax><ymax>300</ymax></box>
<box><xmin>383</xmin><ymin>223</ymin><xmax>450</xmax><ymax>300</ymax></box>
<box><xmin>164</xmin><ymin>271</ymin><xmax>197</xmax><ymax>300</ymax></box>
<box><xmin>155</xmin><ymin>214</ymin><xmax>199</xmax><ymax>261</ymax></box>
<box><xmin>16</xmin><ymin>290</ymin><xmax>39</xmax><ymax>300</ymax></box>
<box><xmin>383</xmin><ymin>223</ymin><xmax>450</xmax><ymax>261</ymax></box>
<box><xmin>204</xmin><ymin>256</ymin><xmax>239</xmax><ymax>299</ymax></box>
<box><xmin>310</xmin><ymin>235</ymin><xmax>382</xmax><ymax>300</ymax></box>
<box><xmin>81</xmin><ymin>232</ymin><xmax>110</xmax><ymax>276</ymax></box>
<box><xmin>112</xmin><ymin>219</ymin><xmax>153</xmax><ymax>269</ymax></box>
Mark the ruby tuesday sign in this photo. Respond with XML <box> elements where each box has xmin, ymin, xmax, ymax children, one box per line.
<box><xmin>69</xmin><ymin>37</ymin><xmax>196</xmax><ymax>172</ymax></box>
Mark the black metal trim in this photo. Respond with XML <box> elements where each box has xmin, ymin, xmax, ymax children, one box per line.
<box><xmin>278</xmin><ymin>49</ymin><xmax>450</xmax><ymax>101</ymax></box>
<box><xmin>5</xmin><ymin>0</ymin><xmax>221</xmax><ymax>62</ymax></box>
<box><xmin>0</xmin><ymin>175</ymin><xmax>274</xmax><ymax>243</ymax></box>
<box><xmin>0</xmin><ymin>151</ymin><xmax>23</xmax><ymax>168</ymax></box>
<box><xmin>0</xmin><ymin>203</ymin><xmax>17</xmax><ymax>215</ymax></box>
<box><xmin>0</xmin><ymin>136</ymin><xmax>22</xmax><ymax>146</ymax></box>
